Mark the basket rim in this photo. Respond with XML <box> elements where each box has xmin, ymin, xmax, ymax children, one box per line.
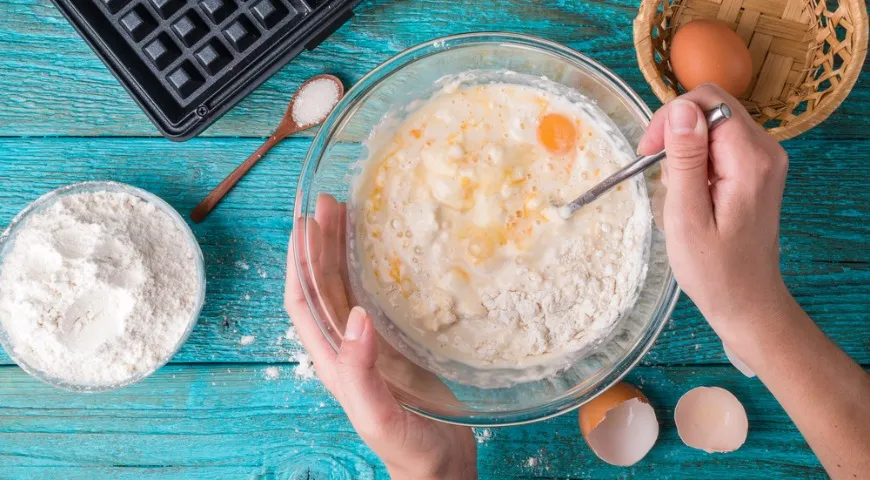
<box><xmin>633</xmin><ymin>0</ymin><xmax>869</xmax><ymax>141</ymax></box>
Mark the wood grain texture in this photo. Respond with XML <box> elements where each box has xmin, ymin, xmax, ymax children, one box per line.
<box><xmin>1</xmin><ymin>1</ymin><xmax>868</xmax><ymax>477</ymax></box>
<box><xmin>0</xmin><ymin>136</ymin><xmax>866</xmax><ymax>366</ymax></box>
<box><xmin>0</xmin><ymin>363</ymin><xmax>848</xmax><ymax>479</ymax></box>
<box><xmin>0</xmin><ymin>0</ymin><xmax>867</xmax><ymax>139</ymax></box>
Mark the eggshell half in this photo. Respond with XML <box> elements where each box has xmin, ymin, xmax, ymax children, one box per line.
<box><xmin>723</xmin><ymin>342</ymin><xmax>756</xmax><ymax>378</ymax></box>
<box><xmin>579</xmin><ymin>382</ymin><xmax>659</xmax><ymax>466</ymax></box>
<box><xmin>580</xmin><ymin>382</ymin><xmax>647</xmax><ymax>435</ymax></box>
<box><xmin>675</xmin><ymin>386</ymin><xmax>749</xmax><ymax>453</ymax></box>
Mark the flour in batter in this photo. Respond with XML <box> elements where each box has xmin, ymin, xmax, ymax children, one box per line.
<box><xmin>351</xmin><ymin>73</ymin><xmax>651</xmax><ymax>367</ymax></box>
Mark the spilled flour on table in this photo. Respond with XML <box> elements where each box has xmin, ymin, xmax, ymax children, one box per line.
<box><xmin>256</xmin><ymin>266</ymin><xmax>268</xmax><ymax>279</ymax></box>
<box><xmin>264</xmin><ymin>366</ymin><xmax>280</xmax><ymax>380</ymax></box>
<box><xmin>280</xmin><ymin>325</ymin><xmax>316</xmax><ymax>380</ymax></box>
<box><xmin>474</xmin><ymin>428</ymin><xmax>493</xmax><ymax>444</ymax></box>
<box><xmin>523</xmin><ymin>448</ymin><xmax>550</xmax><ymax>471</ymax></box>
<box><xmin>293</xmin><ymin>356</ymin><xmax>315</xmax><ymax>379</ymax></box>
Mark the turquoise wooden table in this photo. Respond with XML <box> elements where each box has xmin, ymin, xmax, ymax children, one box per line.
<box><xmin>1</xmin><ymin>1</ymin><xmax>868</xmax><ymax>478</ymax></box>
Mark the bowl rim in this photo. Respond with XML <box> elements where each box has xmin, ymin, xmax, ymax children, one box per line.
<box><xmin>0</xmin><ymin>180</ymin><xmax>206</xmax><ymax>393</ymax></box>
<box><xmin>294</xmin><ymin>31</ymin><xmax>678</xmax><ymax>426</ymax></box>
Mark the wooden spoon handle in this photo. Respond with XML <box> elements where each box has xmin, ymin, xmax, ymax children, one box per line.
<box><xmin>190</xmin><ymin>133</ymin><xmax>285</xmax><ymax>223</ymax></box>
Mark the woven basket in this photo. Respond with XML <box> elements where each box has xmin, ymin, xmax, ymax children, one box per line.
<box><xmin>634</xmin><ymin>0</ymin><xmax>868</xmax><ymax>140</ymax></box>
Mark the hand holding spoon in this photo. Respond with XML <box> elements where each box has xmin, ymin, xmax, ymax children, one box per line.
<box><xmin>191</xmin><ymin>74</ymin><xmax>344</xmax><ymax>223</ymax></box>
<box><xmin>558</xmin><ymin>103</ymin><xmax>731</xmax><ymax>219</ymax></box>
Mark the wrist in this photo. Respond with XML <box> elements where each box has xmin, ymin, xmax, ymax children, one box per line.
<box><xmin>706</xmin><ymin>281</ymin><xmax>797</xmax><ymax>356</ymax></box>
<box><xmin>702</xmin><ymin>278</ymin><xmax>790</xmax><ymax>333</ymax></box>
<box><xmin>387</xmin><ymin>459</ymin><xmax>477</xmax><ymax>480</ymax></box>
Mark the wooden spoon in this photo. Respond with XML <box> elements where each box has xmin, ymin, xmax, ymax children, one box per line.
<box><xmin>191</xmin><ymin>74</ymin><xmax>344</xmax><ymax>223</ymax></box>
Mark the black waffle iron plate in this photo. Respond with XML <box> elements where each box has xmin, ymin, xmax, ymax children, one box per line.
<box><xmin>52</xmin><ymin>0</ymin><xmax>361</xmax><ymax>140</ymax></box>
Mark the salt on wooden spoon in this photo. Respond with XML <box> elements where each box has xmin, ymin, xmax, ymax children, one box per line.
<box><xmin>191</xmin><ymin>74</ymin><xmax>344</xmax><ymax>223</ymax></box>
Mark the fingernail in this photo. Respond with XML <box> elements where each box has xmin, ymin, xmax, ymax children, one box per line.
<box><xmin>669</xmin><ymin>100</ymin><xmax>701</xmax><ymax>135</ymax></box>
<box><xmin>345</xmin><ymin>306</ymin><xmax>367</xmax><ymax>341</ymax></box>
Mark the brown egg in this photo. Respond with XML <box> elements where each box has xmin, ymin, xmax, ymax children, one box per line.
<box><xmin>669</xmin><ymin>19</ymin><xmax>753</xmax><ymax>97</ymax></box>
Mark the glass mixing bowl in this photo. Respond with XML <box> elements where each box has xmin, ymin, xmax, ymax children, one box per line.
<box><xmin>0</xmin><ymin>181</ymin><xmax>206</xmax><ymax>393</ymax></box>
<box><xmin>294</xmin><ymin>32</ymin><xmax>677</xmax><ymax>426</ymax></box>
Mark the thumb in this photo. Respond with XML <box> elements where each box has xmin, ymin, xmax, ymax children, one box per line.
<box><xmin>663</xmin><ymin>99</ymin><xmax>713</xmax><ymax>227</ymax></box>
<box><xmin>335</xmin><ymin>307</ymin><xmax>404</xmax><ymax>437</ymax></box>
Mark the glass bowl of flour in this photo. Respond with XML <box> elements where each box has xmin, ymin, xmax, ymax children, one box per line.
<box><xmin>294</xmin><ymin>33</ymin><xmax>678</xmax><ymax>426</ymax></box>
<box><xmin>0</xmin><ymin>181</ymin><xmax>206</xmax><ymax>392</ymax></box>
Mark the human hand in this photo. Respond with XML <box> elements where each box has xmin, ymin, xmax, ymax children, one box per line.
<box><xmin>637</xmin><ymin>87</ymin><xmax>870</xmax><ymax>480</ymax></box>
<box><xmin>638</xmin><ymin>84</ymin><xmax>791</xmax><ymax>340</ymax></box>
<box><xmin>285</xmin><ymin>194</ymin><xmax>477</xmax><ymax>480</ymax></box>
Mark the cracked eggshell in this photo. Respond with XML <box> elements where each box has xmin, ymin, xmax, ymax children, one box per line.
<box><xmin>675</xmin><ymin>386</ymin><xmax>748</xmax><ymax>453</ymax></box>
<box><xmin>723</xmin><ymin>342</ymin><xmax>756</xmax><ymax>378</ymax></box>
<box><xmin>579</xmin><ymin>382</ymin><xmax>659</xmax><ymax>466</ymax></box>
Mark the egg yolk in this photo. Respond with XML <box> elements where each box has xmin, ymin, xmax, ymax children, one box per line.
<box><xmin>537</xmin><ymin>113</ymin><xmax>577</xmax><ymax>154</ymax></box>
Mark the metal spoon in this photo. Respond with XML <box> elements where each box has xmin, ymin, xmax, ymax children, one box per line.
<box><xmin>558</xmin><ymin>103</ymin><xmax>731</xmax><ymax>219</ymax></box>
<box><xmin>191</xmin><ymin>74</ymin><xmax>344</xmax><ymax>223</ymax></box>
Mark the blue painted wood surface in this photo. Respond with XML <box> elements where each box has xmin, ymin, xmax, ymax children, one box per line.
<box><xmin>0</xmin><ymin>0</ymin><xmax>867</xmax><ymax>478</ymax></box>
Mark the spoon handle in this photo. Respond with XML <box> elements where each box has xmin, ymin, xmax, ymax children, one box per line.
<box><xmin>559</xmin><ymin>103</ymin><xmax>731</xmax><ymax>218</ymax></box>
<box><xmin>190</xmin><ymin>132</ymin><xmax>288</xmax><ymax>223</ymax></box>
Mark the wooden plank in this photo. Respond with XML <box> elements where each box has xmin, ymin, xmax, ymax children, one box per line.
<box><xmin>0</xmin><ymin>0</ymin><xmax>867</xmax><ymax>140</ymax></box>
<box><xmin>0</xmin><ymin>364</ymin><xmax>383</xmax><ymax>479</ymax></box>
<box><xmin>0</xmin><ymin>363</ymin><xmax>843</xmax><ymax>478</ymax></box>
<box><xmin>0</xmin><ymin>136</ymin><xmax>867</xmax><ymax>367</ymax></box>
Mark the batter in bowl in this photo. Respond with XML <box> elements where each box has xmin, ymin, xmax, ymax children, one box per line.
<box><xmin>351</xmin><ymin>74</ymin><xmax>651</xmax><ymax>367</ymax></box>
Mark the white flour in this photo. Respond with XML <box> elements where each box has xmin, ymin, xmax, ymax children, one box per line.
<box><xmin>284</xmin><ymin>325</ymin><xmax>316</xmax><ymax>379</ymax></box>
<box><xmin>470</xmin><ymin>215</ymin><xmax>648</xmax><ymax>363</ymax></box>
<box><xmin>474</xmin><ymin>428</ymin><xmax>493</xmax><ymax>444</ymax></box>
<box><xmin>264</xmin><ymin>366</ymin><xmax>280</xmax><ymax>380</ymax></box>
<box><xmin>0</xmin><ymin>190</ymin><xmax>200</xmax><ymax>387</ymax></box>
